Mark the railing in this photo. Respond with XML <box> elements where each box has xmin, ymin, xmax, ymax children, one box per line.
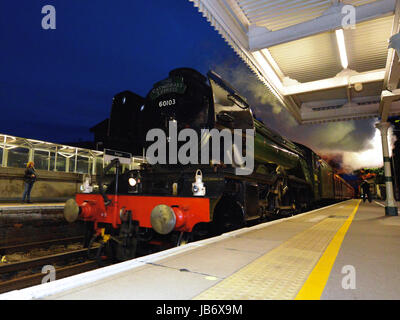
<box><xmin>0</xmin><ymin>133</ymin><xmax>145</xmax><ymax>175</ymax></box>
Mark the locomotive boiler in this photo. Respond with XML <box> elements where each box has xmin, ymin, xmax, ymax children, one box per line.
<box><xmin>64</xmin><ymin>68</ymin><xmax>354</xmax><ymax>262</ymax></box>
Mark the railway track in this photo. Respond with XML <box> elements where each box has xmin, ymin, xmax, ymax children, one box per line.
<box><xmin>0</xmin><ymin>260</ymin><xmax>99</xmax><ymax>294</ymax></box>
<box><xmin>0</xmin><ymin>236</ymin><xmax>84</xmax><ymax>256</ymax></box>
<box><xmin>0</xmin><ymin>207</ymin><xmax>104</xmax><ymax>294</ymax></box>
<box><xmin>0</xmin><ymin>247</ymin><xmax>101</xmax><ymax>294</ymax></box>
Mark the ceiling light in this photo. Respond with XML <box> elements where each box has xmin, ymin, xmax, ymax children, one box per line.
<box><xmin>335</xmin><ymin>29</ymin><xmax>348</xmax><ymax>69</ymax></box>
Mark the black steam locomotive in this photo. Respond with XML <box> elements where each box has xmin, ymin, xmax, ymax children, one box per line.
<box><xmin>65</xmin><ymin>68</ymin><xmax>353</xmax><ymax>261</ymax></box>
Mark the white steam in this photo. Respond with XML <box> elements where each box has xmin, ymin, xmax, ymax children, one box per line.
<box><xmin>321</xmin><ymin>127</ymin><xmax>396</xmax><ymax>172</ymax></box>
<box><xmin>212</xmin><ymin>61</ymin><xmax>394</xmax><ymax>172</ymax></box>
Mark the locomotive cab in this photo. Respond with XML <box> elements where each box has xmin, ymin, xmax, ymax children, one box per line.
<box><xmin>208</xmin><ymin>70</ymin><xmax>254</xmax><ymax>131</ymax></box>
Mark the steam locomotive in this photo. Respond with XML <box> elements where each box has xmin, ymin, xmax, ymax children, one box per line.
<box><xmin>64</xmin><ymin>68</ymin><xmax>354</xmax><ymax>262</ymax></box>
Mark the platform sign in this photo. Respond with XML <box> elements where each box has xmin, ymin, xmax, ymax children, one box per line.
<box><xmin>103</xmin><ymin>148</ymin><xmax>132</xmax><ymax>165</ymax></box>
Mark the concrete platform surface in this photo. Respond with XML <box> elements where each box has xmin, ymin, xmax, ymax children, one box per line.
<box><xmin>0</xmin><ymin>199</ymin><xmax>398</xmax><ymax>300</ymax></box>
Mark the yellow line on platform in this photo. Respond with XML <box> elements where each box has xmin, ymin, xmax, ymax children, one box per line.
<box><xmin>295</xmin><ymin>199</ymin><xmax>361</xmax><ymax>300</ymax></box>
<box><xmin>194</xmin><ymin>200</ymin><xmax>358</xmax><ymax>300</ymax></box>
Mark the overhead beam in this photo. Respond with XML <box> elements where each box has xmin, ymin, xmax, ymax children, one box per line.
<box><xmin>301</xmin><ymin>95</ymin><xmax>381</xmax><ymax>110</ymax></box>
<box><xmin>248</xmin><ymin>0</ymin><xmax>396</xmax><ymax>50</ymax></box>
<box><xmin>302</xmin><ymin>96</ymin><xmax>400</xmax><ymax>123</ymax></box>
<box><xmin>384</xmin><ymin>0</ymin><xmax>400</xmax><ymax>91</ymax></box>
<box><xmin>301</xmin><ymin>102</ymin><xmax>380</xmax><ymax>123</ymax></box>
<box><xmin>379</xmin><ymin>88</ymin><xmax>400</xmax><ymax>120</ymax></box>
<box><xmin>385</xmin><ymin>50</ymin><xmax>400</xmax><ymax>91</ymax></box>
<box><xmin>283</xmin><ymin>69</ymin><xmax>385</xmax><ymax>96</ymax></box>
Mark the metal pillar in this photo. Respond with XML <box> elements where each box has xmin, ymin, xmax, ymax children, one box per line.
<box><xmin>28</xmin><ymin>148</ymin><xmax>34</xmax><ymax>163</ymax></box>
<box><xmin>54</xmin><ymin>147</ymin><xmax>58</xmax><ymax>171</ymax></box>
<box><xmin>375</xmin><ymin>122</ymin><xmax>398</xmax><ymax>216</ymax></box>
<box><xmin>74</xmin><ymin>149</ymin><xmax>78</xmax><ymax>173</ymax></box>
<box><xmin>92</xmin><ymin>156</ymin><xmax>97</xmax><ymax>175</ymax></box>
<box><xmin>2</xmin><ymin>136</ymin><xmax>7</xmax><ymax>167</ymax></box>
<box><xmin>2</xmin><ymin>149</ymin><xmax>8</xmax><ymax>167</ymax></box>
<box><xmin>47</xmin><ymin>151</ymin><xmax>51</xmax><ymax>171</ymax></box>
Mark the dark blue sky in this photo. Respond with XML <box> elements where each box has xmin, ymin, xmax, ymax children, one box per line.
<box><xmin>0</xmin><ymin>0</ymin><xmax>241</xmax><ymax>143</ymax></box>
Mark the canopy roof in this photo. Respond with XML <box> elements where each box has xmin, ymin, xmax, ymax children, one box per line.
<box><xmin>189</xmin><ymin>0</ymin><xmax>400</xmax><ymax>123</ymax></box>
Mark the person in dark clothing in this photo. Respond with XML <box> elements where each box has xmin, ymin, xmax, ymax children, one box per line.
<box><xmin>22</xmin><ymin>161</ymin><xmax>37</xmax><ymax>203</ymax></box>
<box><xmin>360</xmin><ymin>180</ymin><xmax>372</xmax><ymax>203</ymax></box>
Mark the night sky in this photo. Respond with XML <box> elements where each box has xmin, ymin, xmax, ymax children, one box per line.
<box><xmin>0</xmin><ymin>0</ymin><xmax>237</xmax><ymax>142</ymax></box>
<box><xmin>0</xmin><ymin>1</ymin><xmax>381</xmax><ymax>171</ymax></box>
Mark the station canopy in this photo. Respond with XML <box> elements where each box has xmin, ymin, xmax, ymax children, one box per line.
<box><xmin>0</xmin><ymin>133</ymin><xmax>145</xmax><ymax>174</ymax></box>
<box><xmin>189</xmin><ymin>0</ymin><xmax>400</xmax><ymax>124</ymax></box>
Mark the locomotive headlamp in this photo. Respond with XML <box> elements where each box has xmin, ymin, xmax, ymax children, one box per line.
<box><xmin>128</xmin><ymin>171</ymin><xmax>142</xmax><ymax>194</ymax></box>
<box><xmin>192</xmin><ymin>170</ymin><xmax>206</xmax><ymax>196</ymax></box>
<box><xmin>128</xmin><ymin>177</ymin><xmax>137</xmax><ymax>187</ymax></box>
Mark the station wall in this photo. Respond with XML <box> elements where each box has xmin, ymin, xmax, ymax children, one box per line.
<box><xmin>0</xmin><ymin>167</ymin><xmax>88</xmax><ymax>202</ymax></box>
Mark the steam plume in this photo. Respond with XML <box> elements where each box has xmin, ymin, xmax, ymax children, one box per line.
<box><xmin>211</xmin><ymin>60</ymin><xmax>391</xmax><ymax>172</ymax></box>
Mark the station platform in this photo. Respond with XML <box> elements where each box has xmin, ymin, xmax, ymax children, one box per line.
<box><xmin>1</xmin><ymin>199</ymin><xmax>399</xmax><ymax>300</ymax></box>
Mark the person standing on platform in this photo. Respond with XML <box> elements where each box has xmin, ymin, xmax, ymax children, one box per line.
<box><xmin>360</xmin><ymin>180</ymin><xmax>372</xmax><ymax>203</ymax></box>
<box><xmin>22</xmin><ymin>161</ymin><xmax>37</xmax><ymax>203</ymax></box>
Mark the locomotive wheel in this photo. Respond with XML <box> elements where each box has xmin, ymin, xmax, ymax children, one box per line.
<box><xmin>95</xmin><ymin>241</ymin><xmax>115</xmax><ymax>267</ymax></box>
<box><xmin>87</xmin><ymin>235</ymin><xmax>113</xmax><ymax>266</ymax></box>
<box><xmin>114</xmin><ymin>216</ymin><xmax>138</xmax><ymax>261</ymax></box>
<box><xmin>114</xmin><ymin>236</ymin><xmax>137</xmax><ymax>262</ymax></box>
<box><xmin>87</xmin><ymin>235</ymin><xmax>99</xmax><ymax>260</ymax></box>
<box><xmin>83</xmin><ymin>221</ymin><xmax>94</xmax><ymax>248</ymax></box>
<box><xmin>95</xmin><ymin>242</ymin><xmax>106</xmax><ymax>267</ymax></box>
<box><xmin>213</xmin><ymin>198</ymin><xmax>244</xmax><ymax>235</ymax></box>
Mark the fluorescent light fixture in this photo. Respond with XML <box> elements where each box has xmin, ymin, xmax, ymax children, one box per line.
<box><xmin>252</xmin><ymin>51</ymin><xmax>284</xmax><ymax>92</ymax></box>
<box><xmin>335</xmin><ymin>29</ymin><xmax>348</xmax><ymax>69</ymax></box>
